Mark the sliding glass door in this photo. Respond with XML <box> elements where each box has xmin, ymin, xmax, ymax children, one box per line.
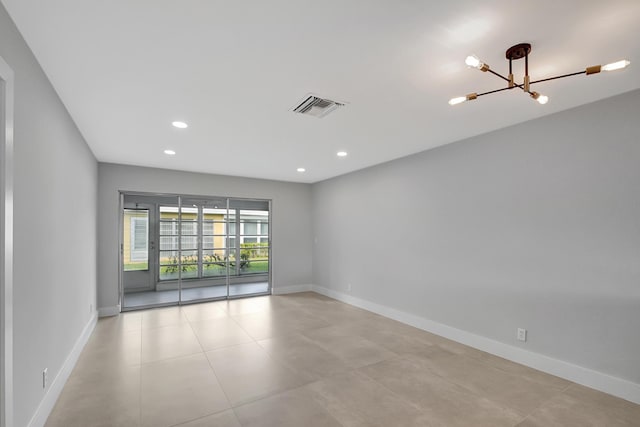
<box><xmin>229</xmin><ymin>204</ymin><xmax>270</xmax><ymax>296</ymax></box>
<box><xmin>122</xmin><ymin>194</ymin><xmax>179</xmax><ymax>308</ymax></box>
<box><xmin>120</xmin><ymin>193</ymin><xmax>271</xmax><ymax>310</ymax></box>
<box><xmin>177</xmin><ymin>197</ymin><xmax>230</xmax><ymax>303</ymax></box>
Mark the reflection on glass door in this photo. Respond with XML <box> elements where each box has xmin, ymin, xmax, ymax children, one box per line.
<box><xmin>122</xmin><ymin>204</ymin><xmax>155</xmax><ymax>296</ymax></box>
<box><xmin>158</xmin><ymin>205</ymin><xmax>199</xmax><ymax>281</ymax></box>
<box><xmin>123</xmin><ymin>208</ymin><xmax>150</xmax><ymax>280</ymax></box>
<box><xmin>121</xmin><ymin>193</ymin><xmax>270</xmax><ymax>310</ymax></box>
<box><xmin>202</xmin><ymin>206</ymin><xmax>228</xmax><ymax>279</ymax></box>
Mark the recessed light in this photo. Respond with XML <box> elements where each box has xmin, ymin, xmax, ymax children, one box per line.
<box><xmin>337</xmin><ymin>151</ymin><xmax>348</xmax><ymax>157</ymax></box>
<box><xmin>164</xmin><ymin>149</ymin><xmax>176</xmax><ymax>155</ymax></box>
<box><xmin>297</xmin><ymin>168</ymin><xmax>306</xmax><ymax>172</ymax></box>
<box><xmin>172</xmin><ymin>121</ymin><xmax>188</xmax><ymax>129</ymax></box>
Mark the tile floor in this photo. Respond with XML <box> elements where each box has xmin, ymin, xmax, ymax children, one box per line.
<box><xmin>45</xmin><ymin>292</ymin><xmax>640</xmax><ymax>427</ymax></box>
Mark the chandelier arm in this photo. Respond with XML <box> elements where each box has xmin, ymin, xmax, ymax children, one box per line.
<box><xmin>486</xmin><ymin>68</ymin><xmax>511</xmax><ymax>83</ymax></box>
<box><xmin>476</xmin><ymin>86</ymin><xmax>515</xmax><ymax>97</ymax></box>
<box><xmin>529</xmin><ymin>70</ymin><xmax>586</xmax><ymax>85</ymax></box>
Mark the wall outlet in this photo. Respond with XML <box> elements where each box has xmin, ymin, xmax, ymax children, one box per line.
<box><xmin>517</xmin><ymin>328</ymin><xmax>527</xmax><ymax>342</ymax></box>
<box><xmin>90</xmin><ymin>303</ymin><xmax>93</xmax><ymax>313</ymax></box>
<box><xmin>42</xmin><ymin>368</ymin><xmax>48</xmax><ymax>389</ymax></box>
<box><xmin>347</xmin><ymin>283</ymin><xmax>352</xmax><ymax>292</ymax></box>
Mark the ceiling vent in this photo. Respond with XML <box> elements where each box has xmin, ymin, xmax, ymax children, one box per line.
<box><xmin>292</xmin><ymin>94</ymin><xmax>344</xmax><ymax>118</ymax></box>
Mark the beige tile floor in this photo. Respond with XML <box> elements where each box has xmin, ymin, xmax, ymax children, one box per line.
<box><xmin>46</xmin><ymin>292</ymin><xmax>640</xmax><ymax>427</ymax></box>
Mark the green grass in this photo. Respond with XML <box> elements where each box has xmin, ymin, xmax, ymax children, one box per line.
<box><xmin>127</xmin><ymin>260</ymin><xmax>267</xmax><ymax>273</ymax></box>
<box><xmin>124</xmin><ymin>262</ymin><xmax>148</xmax><ymax>271</ymax></box>
<box><xmin>243</xmin><ymin>260</ymin><xmax>268</xmax><ymax>273</ymax></box>
<box><xmin>156</xmin><ymin>259</ymin><xmax>268</xmax><ymax>280</ymax></box>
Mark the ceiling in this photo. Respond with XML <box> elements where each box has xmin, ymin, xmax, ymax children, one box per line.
<box><xmin>3</xmin><ymin>0</ymin><xmax>639</xmax><ymax>183</ymax></box>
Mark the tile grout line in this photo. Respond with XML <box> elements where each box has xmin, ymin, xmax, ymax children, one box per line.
<box><xmin>216</xmin><ymin>302</ymin><xmax>340</xmax><ymax>409</ymax></box>
<box><xmin>226</xmin><ymin>312</ymin><xmax>261</xmax><ymax>344</ymax></box>
<box><xmin>139</xmin><ymin>308</ymin><xmax>202</xmax><ymax>426</ymax></box>
<box><xmin>509</xmin><ymin>373</ymin><xmax>576</xmax><ymax>424</ymax></box>
<box><xmin>431</xmin><ymin>350</ymin><xmax>566</xmax><ymax>420</ymax></box>
<box><xmin>352</xmin><ymin>359</ymin><xmax>429</xmax><ymax>415</ymax></box>
<box><xmin>362</xmin><ymin>350</ymin><xmax>530</xmax><ymax>421</ymax></box>
<box><xmin>188</xmin><ymin>312</ymin><xmax>237</xmax><ymax>420</ymax></box>
<box><xmin>185</xmin><ymin>312</ymin><xmax>212</xmax><ymax>355</ymax></box>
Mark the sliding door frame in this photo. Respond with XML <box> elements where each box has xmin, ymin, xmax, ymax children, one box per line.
<box><xmin>118</xmin><ymin>191</ymin><xmax>272</xmax><ymax>311</ymax></box>
<box><xmin>1</xmin><ymin>55</ymin><xmax>15</xmax><ymax>427</ymax></box>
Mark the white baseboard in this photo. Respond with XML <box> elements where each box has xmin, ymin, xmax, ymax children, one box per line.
<box><xmin>271</xmin><ymin>284</ymin><xmax>313</xmax><ymax>295</ymax></box>
<box><xmin>27</xmin><ymin>312</ymin><xmax>98</xmax><ymax>427</ymax></box>
<box><xmin>98</xmin><ymin>305</ymin><xmax>120</xmax><ymax>317</ymax></box>
<box><xmin>311</xmin><ymin>285</ymin><xmax>640</xmax><ymax>405</ymax></box>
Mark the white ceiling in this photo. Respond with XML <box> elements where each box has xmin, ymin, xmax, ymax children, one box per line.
<box><xmin>3</xmin><ymin>0</ymin><xmax>639</xmax><ymax>183</ymax></box>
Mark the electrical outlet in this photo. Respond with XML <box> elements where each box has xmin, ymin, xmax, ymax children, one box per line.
<box><xmin>43</xmin><ymin>368</ymin><xmax>48</xmax><ymax>389</ymax></box>
<box><xmin>347</xmin><ymin>283</ymin><xmax>352</xmax><ymax>292</ymax></box>
<box><xmin>517</xmin><ymin>328</ymin><xmax>527</xmax><ymax>342</ymax></box>
<box><xmin>90</xmin><ymin>303</ymin><xmax>93</xmax><ymax>313</ymax></box>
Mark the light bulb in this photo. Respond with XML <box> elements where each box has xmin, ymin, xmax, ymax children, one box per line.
<box><xmin>172</xmin><ymin>121</ymin><xmax>188</xmax><ymax>129</ymax></box>
<box><xmin>601</xmin><ymin>60</ymin><xmax>630</xmax><ymax>72</ymax></box>
<box><xmin>448</xmin><ymin>96</ymin><xmax>467</xmax><ymax>106</ymax></box>
<box><xmin>164</xmin><ymin>149</ymin><xmax>176</xmax><ymax>155</ymax></box>
<box><xmin>448</xmin><ymin>93</ymin><xmax>477</xmax><ymax>106</ymax></box>
<box><xmin>465</xmin><ymin>55</ymin><xmax>481</xmax><ymax>68</ymax></box>
<box><xmin>537</xmin><ymin>95</ymin><xmax>549</xmax><ymax>105</ymax></box>
<box><xmin>530</xmin><ymin>92</ymin><xmax>549</xmax><ymax>105</ymax></box>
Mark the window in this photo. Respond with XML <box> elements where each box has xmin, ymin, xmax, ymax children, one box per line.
<box><xmin>238</xmin><ymin>210</ymin><xmax>269</xmax><ymax>275</ymax></box>
<box><xmin>158</xmin><ymin>207</ymin><xmax>182</xmax><ymax>280</ymax></box>
<box><xmin>244</xmin><ymin>222</ymin><xmax>258</xmax><ymax>235</ymax></box>
<box><xmin>157</xmin><ymin>205</ymin><xmax>270</xmax><ymax>280</ymax></box>
<box><xmin>124</xmin><ymin>209</ymin><xmax>149</xmax><ymax>271</ymax></box>
<box><xmin>131</xmin><ymin>217</ymin><xmax>148</xmax><ymax>258</ymax></box>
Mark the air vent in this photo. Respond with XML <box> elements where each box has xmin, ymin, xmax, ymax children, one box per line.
<box><xmin>292</xmin><ymin>94</ymin><xmax>344</xmax><ymax>118</ymax></box>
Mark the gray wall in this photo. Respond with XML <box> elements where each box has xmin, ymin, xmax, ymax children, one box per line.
<box><xmin>97</xmin><ymin>163</ymin><xmax>313</xmax><ymax>310</ymax></box>
<box><xmin>0</xmin><ymin>4</ymin><xmax>98</xmax><ymax>427</ymax></box>
<box><xmin>312</xmin><ymin>89</ymin><xmax>640</xmax><ymax>384</ymax></box>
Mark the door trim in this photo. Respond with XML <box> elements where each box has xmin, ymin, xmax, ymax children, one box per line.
<box><xmin>117</xmin><ymin>192</ymin><xmax>124</xmax><ymax>313</ymax></box>
<box><xmin>1</xmin><ymin>55</ymin><xmax>15</xmax><ymax>427</ymax></box>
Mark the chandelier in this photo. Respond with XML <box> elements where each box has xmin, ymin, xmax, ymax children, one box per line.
<box><xmin>449</xmin><ymin>43</ymin><xmax>630</xmax><ymax>106</ymax></box>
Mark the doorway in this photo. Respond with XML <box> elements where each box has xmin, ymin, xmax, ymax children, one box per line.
<box><xmin>120</xmin><ymin>192</ymin><xmax>271</xmax><ymax>310</ymax></box>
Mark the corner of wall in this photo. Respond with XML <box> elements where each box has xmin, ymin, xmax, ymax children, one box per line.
<box><xmin>98</xmin><ymin>305</ymin><xmax>121</xmax><ymax>318</ymax></box>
